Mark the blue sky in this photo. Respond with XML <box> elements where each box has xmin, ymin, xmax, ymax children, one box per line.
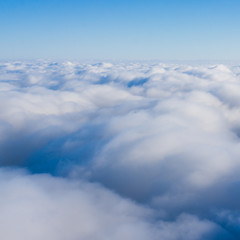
<box><xmin>1</xmin><ymin>0</ymin><xmax>240</xmax><ymax>60</ymax></box>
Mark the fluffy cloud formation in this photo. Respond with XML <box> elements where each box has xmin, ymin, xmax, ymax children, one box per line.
<box><xmin>0</xmin><ymin>169</ymin><xmax>225</xmax><ymax>240</ymax></box>
<box><xmin>1</xmin><ymin>60</ymin><xmax>240</xmax><ymax>239</ymax></box>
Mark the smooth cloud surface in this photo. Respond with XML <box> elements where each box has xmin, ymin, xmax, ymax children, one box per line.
<box><xmin>0</xmin><ymin>60</ymin><xmax>240</xmax><ymax>239</ymax></box>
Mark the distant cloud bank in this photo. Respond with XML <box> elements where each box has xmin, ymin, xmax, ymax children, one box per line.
<box><xmin>0</xmin><ymin>60</ymin><xmax>240</xmax><ymax>239</ymax></box>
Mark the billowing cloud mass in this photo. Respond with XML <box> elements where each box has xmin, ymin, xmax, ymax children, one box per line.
<box><xmin>0</xmin><ymin>60</ymin><xmax>240</xmax><ymax>239</ymax></box>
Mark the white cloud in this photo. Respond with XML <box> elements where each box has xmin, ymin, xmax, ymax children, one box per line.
<box><xmin>0</xmin><ymin>169</ymin><xmax>224</xmax><ymax>240</ymax></box>
<box><xmin>0</xmin><ymin>60</ymin><xmax>240</xmax><ymax>238</ymax></box>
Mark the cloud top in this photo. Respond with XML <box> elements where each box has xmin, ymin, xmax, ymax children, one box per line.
<box><xmin>0</xmin><ymin>60</ymin><xmax>240</xmax><ymax>239</ymax></box>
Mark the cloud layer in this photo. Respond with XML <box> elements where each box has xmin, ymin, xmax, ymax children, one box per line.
<box><xmin>1</xmin><ymin>60</ymin><xmax>240</xmax><ymax>239</ymax></box>
<box><xmin>0</xmin><ymin>169</ymin><xmax>226</xmax><ymax>240</ymax></box>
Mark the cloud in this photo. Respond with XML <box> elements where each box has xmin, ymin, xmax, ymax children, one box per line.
<box><xmin>0</xmin><ymin>168</ymin><xmax>227</xmax><ymax>240</ymax></box>
<box><xmin>0</xmin><ymin>60</ymin><xmax>240</xmax><ymax>238</ymax></box>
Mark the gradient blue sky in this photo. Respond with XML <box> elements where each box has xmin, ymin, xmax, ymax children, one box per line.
<box><xmin>1</xmin><ymin>0</ymin><xmax>240</xmax><ymax>60</ymax></box>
